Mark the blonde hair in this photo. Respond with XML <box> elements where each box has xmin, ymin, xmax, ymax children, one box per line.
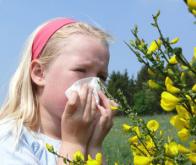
<box><xmin>0</xmin><ymin>19</ymin><xmax>112</xmax><ymax>146</ymax></box>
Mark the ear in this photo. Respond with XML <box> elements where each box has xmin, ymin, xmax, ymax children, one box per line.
<box><xmin>30</xmin><ymin>60</ymin><xmax>46</xmax><ymax>87</ymax></box>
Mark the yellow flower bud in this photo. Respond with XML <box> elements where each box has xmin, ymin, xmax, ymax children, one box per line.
<box><xmin>164</xmin><ymin>142</ymin><xmax>179</xmax><ymax>157</ymax></box>
<box><xmin>188</xmin><ymin>153</ymin><xmax>196</xmax><ymax>164</ymax></box>
<box><xmin>165</xmin><ymin>160</ymin><xmax>175</xmax><ymax>165</ymax></box>
<box><xmin>180</xmin><ymin>72</ymin><xmax>185</xmax><ymax>82</ymax></box>
<box><xmin>191</xmin><ymin>105</ymin><xmax>196</xmax><ymax>114</ymax></box>
<box><xmin>170</xmin><ymin>37</ymin><xmax>179</xmax><ymax>44</ymax></box>
<box><xmin>177</xmin><ymin>144</ymin><xmax>190</xmax><ymax>154</ymax></box>
<box><xmin>128</xmin><ymin>136</ymin><xmax>138</xmax><ymax>144</ymax></box>
<box><xmin>186</xmin><ymin>94</ymin><xmax>192</xmax><ymax>101</ymax></box>
<box><xmin>147</xmin><ymin>120</ymin><xmax>159</xmax><ymax>132</ymax></box>
<box><xmin>45</xmin><ymin>143</ymin><xmax>54</xmax><ymax>153</ymax></box>
<box><xmin>132</xmin><ymin>126</ymin><xmax>141</xmax><ymax>136</ymax></box>
<box><xmin>169</xmin><ymin>55</ymin><xmax>178</xmax><ymax>64</ymax></box>
<box><xmin>73</xmin><ymin>151</ymin><xmax>85</xmax><ymax>161</ymax></box>
<box><xmin>192</xmin><ymin>84</ymin><xmax>196</xmax><ymax>92</ymax></box>
<box><xmin>190</xmin><ymin>140</ymin><xmax>196</xmax><ymax>152</ymax></box>
<box><xmin>147</xmin><ymin>80</ymin><xmax>160</xmax><ymax>89</ymax></box>
<box><xmin>165</xmin><ymin>77</ymin><xmax>173</xmax><ymax>86</ymax></box>
<box><xmin>166</xmin><ymin>84</ymin><xmax>181</xmax><ymax>94</ymax></box>
<box><xmin>178</xmin><ymin>128</ymin><xmax>190</xmax><ymax>141</ymax></box>
<box><xmin>87</xmin><ymin>153</ymin><xmax>102</xmax><ymax>165</ymax></box>
<box><xmin>147</xmin><ymin>38</ymin><xmax>162</xmax><ymax>54</ymax></box>
<box><xmin>134</xmin><ymin>155</ymin><xmax>153</xmax><ymax>165</ymax></box>
<box><xmin>122</xmin><ymin>124</ymin><xmax>132</xmax><ymax>133</ymax></box>
<box><xmin>110</xmin><ymin>105</ymin><xmax>118</xmax><ymax>111</ymax></box>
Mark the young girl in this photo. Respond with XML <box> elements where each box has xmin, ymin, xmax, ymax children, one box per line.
<box><xmin>0</xmin><ymin>17</ymin><xmax>114</xmax><ymax>165</ymax></box>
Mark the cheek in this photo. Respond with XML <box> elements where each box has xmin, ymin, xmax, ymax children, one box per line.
<box><xmin>43</xmin><ymin>72</ymin><xmax>81</xmax><ymax>114</ymax></box>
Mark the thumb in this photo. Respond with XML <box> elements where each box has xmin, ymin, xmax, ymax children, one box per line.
<box><xmin>63</xmin><ymin>91</ymin><xmax>79</xmax><ymax>116</ymax></box>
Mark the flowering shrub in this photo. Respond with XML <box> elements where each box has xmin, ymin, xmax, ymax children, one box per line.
<box><xmin>124</xmin><ymin>9</ymin><xmax>196</xmax><ymax>164</ymax></box>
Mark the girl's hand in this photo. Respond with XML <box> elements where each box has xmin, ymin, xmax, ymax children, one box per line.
<box><xmin>87</xmin><ymin>91</ymin><xmax>115</xmax><ymax>149</ymax></box>
<box><xmin>61</xmin><ymin>84</ymin><xmax>97</xmax><ymax>147</ymax></box>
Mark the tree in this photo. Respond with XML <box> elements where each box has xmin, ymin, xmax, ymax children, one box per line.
<box><xmin>107</xmin><ymin>70</ymin><xmax>136</xmax><ymax>115</ymax></box>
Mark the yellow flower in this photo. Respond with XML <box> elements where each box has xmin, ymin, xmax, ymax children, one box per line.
<box><xmin>147</xmin><ymin>80</ymin><xmax>160</xmax><ymax>89</ymax></box>
<box><xmin>147</xmin><ymin>38</ymin><xmax>162</xmax><ymax>54</ymax></box>
<box><xmin>132</xmin><ymin>126</ymin><xmax>141</xmax><ymax>136</ymax></box>
<box><xmin>170</xmin><ymin>115</ymin><xmax>189</xmax><ymax>130</ymax></box>
<box><xmin>45</xmin><ymin>143</ymin><xmax>54</xmax><ymax>153</ymax></box>
<box><xmin>147</xmin><ymin>120</ymin><xmax>159</xmax><ymax>132</ymax></box>
<box><xmin>145</xmin><ymin>136</ymin><xmax>155</xmax><ymax>150</ymax></box>
<box><xmin>164</xmin><ymin>142</ymin><xmax>179</xmax><ymax>157</ymax></box>
<box><xmin>165</xmin><ymin>77</ymin><xmax>173</xmax><ymax>86</ymax></box>
<box><xmin>187</xmin><ymin>0</ymin><xmax>196</xmax><ymax>9</ymax></box>
<box><xmin>177</xmin><ymin>144</ymin><xmax>190</xmax><ymax>153</ymax></box>
<box><xmin>160</xmin><ymin>91</ymin><xmax>181</xmax><ymax>111</ymax></box>
<box><xmin>169</xmin><ymin>37</ymin><xmax>179</xmax><ymax>44</ymax></box>
<box><xmin>190</xmin><ymin>140</ymin><xmax>196</xmax><ymax>152</ymax></box>
<box><xmin>110</xmin><ymin>105</ymin><xmax>118</xmax><ymax>111</ymax></box>
<box><xmin>176</xmin><ymin>105</ymin><xmax>190</xmax><ymax>120</ymax></box>
<box><xmin>122</xmin><ymin>124</ymin><xmax>132</xmax><ymax>133</ymax></box>
<box><xmin>166</xmin><ymin>83</ymin><xmax>181</xmax><ymax>94</ymax></box>
<box><xmin>165</xmin><ymin>160</ymin><xmax>175</xmax><ymax>165</ymax></box>
<box><xmin>169</xmin><ymin>55</ymin><xmax>178</xmax><ymax>64</ymax></box>
<box><xmin>72</xmin><ymin>151</ymin><xmax>85</xmax><ymax>161</ymax></box>
<box><xmin>188</xmin><ymin>153</ymin><xmax>196</xmax><ymax>164</ymax></box>
<box><xmin>191</xmin><ymin>105</ymin><xmax>196</xmax><ymax>114</ymax></box>
<box><xmin>165</xmin><ymin>77</ymin><xmax>180</xmax><ymax>94</ymax></box>
<box><xmin>178</xmin><ymin>128</ymin><xmax>190</xmax><ymax>141</ymax></box>
<box><xmin>192</xmin><ymin>84</ymin><xmax>196</xmax><ymax>92</ymax></box>
<box><xmin>86</xmin><ymin>153</ymin><xmax>102</xmax><ymax>165</ymax></box>
<box><xmin>134</xmin><ymin>155</ymin><xmax>153</xmax><ymax>165</ymax></box>
<box><xmin>128</xmin><ymin>135</ymin><xmax>138</xmax><ymax>144</ymax></box>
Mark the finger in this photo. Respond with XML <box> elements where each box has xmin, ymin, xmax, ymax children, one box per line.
<box><xmin>98</xmin><ymin>91</ymin><xmax>113</xmax><ymax>118</ymax></box>
<box><xmin>83</xmin><ymin>87</ymin><xmax>93</xmax><ymax>122</ymax></box>
<box><xmin>91</xmin><ymin>94</ymin><xmax>97</xmax><ymax>119</ymax></box>
<box><xmin>79</xmin><ymin>84</ymin><xmax>89</xmax><ymax>113</ymax></box>
<box><xmin>63</xmin><ymin>91</ymin><xmax>79</xmax><ymax>116</ymax></box>
<box><xmin>98</xmin><ymin>91</ymin><xmax>110</xmax><ymax>110</ymax></box>
<box><xmin>97</xmin><ymin>104</ymin><xmax>113</xmax><ymax>129</ymax></box>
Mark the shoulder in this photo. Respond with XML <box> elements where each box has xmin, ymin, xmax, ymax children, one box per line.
<box><xmin>0</xmin><ymin>126</ymin><xmax>61</xmax><ymax>165</ymax></box>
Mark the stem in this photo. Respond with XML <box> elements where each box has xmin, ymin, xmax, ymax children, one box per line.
<box><xmin>132</xmin><ymin>143</ymin><xmax>148</xmax><ymax>157</ymax></box>
<box><xmin>134</xmin><ymin>132</ymin><xmax>152</xmax><ymax>156</ymax></box>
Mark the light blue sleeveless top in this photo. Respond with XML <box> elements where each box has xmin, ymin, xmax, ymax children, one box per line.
<box><xmin>0</xmin><ymin>127</ymin><xmax>61</xmax><ymax>165</ymax></box>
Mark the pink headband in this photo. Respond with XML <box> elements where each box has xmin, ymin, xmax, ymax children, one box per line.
<box><xmin>32</xmin><ymin>18</ymin><xmax>76</xmax><ymax>60</ymax></box>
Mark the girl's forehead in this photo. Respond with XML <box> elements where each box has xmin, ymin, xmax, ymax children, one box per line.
<box><xmin>57</xmin><ymin>34</ymin><xmax>109</xmax><ymax>60</ymax></box>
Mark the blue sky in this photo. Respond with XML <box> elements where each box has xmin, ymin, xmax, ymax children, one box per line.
<box><xmin>0</xmin><ymin>0</ymin><xmax>195</xmax><ymax>103</ymax></box>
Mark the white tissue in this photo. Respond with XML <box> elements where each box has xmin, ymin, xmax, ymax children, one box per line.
<box><xmin>65</xmin><ymin>77</ymin><xmax>101</xmax><ymax>104</ymax></box>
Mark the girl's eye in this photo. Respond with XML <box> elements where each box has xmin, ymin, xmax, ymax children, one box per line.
<box><xmin>74</xmin><ymin>68</ymin><xmax>86</xmax><ymax>73</ymax></box>
<box><xmin>98</xmin><ymin>75</ymin><xmax>107</xmax><ymax>82</ymax></box>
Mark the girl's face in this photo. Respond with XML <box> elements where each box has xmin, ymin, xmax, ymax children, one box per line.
<box><xmin>39</xmin><ymin>34</ymin><xmax>110</xmax><ymax>119</ymax></box>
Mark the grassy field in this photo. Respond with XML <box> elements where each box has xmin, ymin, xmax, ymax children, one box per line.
<box><xmin>102</xmin><ymin>114</ymin><xmax>178</xmax><ymax>165</ymax></box>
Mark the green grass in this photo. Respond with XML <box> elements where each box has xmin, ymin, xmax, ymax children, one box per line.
<box><xmin>102</xmin><ymin>114</ymin><xmax>178</xmax><ymax>165</ymax></box>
